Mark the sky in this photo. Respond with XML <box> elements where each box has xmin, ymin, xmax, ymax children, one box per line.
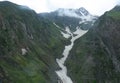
<box><xmin>0</xmin><ymin>0</ymin><xmax>120</xmax><ymax>16</ymax></box>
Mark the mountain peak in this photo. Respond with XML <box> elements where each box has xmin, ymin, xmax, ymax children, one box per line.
<box><xmin>55</xmin><ymin>7</ymin><xmax>90</xmax><ymax>18</ymax></box>
<box><xmin>77</xmin><ymin>7</ymin><xmax>89</xmax><ymax>16</ymax></box>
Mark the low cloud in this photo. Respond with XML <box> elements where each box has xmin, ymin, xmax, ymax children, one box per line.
<box><xmin>0</xmin><ymin>0</ymin><xmax>119</xmax><ymax>15</ymax></box>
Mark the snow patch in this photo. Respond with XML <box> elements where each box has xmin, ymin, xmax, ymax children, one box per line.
<box><xmin>80</xmin><ymin>15</ymin><xmax>96</xmax><ymax>22</ymax></box>
<box><xmin>57</xmin><ymin>8</ymin><xmax>96</xmax><ymax>22</ymax></box>
<box><xmin>61</xmin><ymin>31</ymin><xmax>71</xmax><ymax>39</ymax></box>
<box><xmin>21</xmin><ymin>48</ymin><xmax>27</xmax><ymax>55</ymax></box>
<box><xmin>79</xmin><ymin>15</ymin><xmax>97</xmax><ymax>25</ymax></box>
<box><xmin>57</xmin><ymin>8</ymin><xmax>97</xmax><ymax>25</ymax></box>
<box><xmin>53</xmin><ymin>22</ymin><xmax>61</xmax><ymax>29</ymax></box>
<box><xmin>56</xmin><ymin>27</ymin><xmax>88</xmax><ymax>83</ymax></box>
<box><xmin>65</xmin><ymin>26</ymin><xmax>72</xmax><ymax>35</ymax></box>
<box><xmin>80</xmin><ymin>11</ymin><xmax>85</xmax><ymax>16</ymax></box>
<box><xmin>53</xmin><ymin>23</ymin><xmax>71</xmax><ymax>39</ymax></box>
<box><xmin>60</xmin><ymin>26</ymin><xmax>73</xmax><ymax>39</ymax></box>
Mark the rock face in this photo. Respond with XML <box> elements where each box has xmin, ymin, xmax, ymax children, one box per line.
<box><xmin>66</xmin><ymin>6</ymin><xmax>120</xmax><ymax>83</ymax></box>
<box><xmin>0</xmin><ymin>1</ymin><xmax>66</xmax><ymax>83</ymax></box>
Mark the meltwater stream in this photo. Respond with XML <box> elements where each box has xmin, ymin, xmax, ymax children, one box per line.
<box><xmin>56</xmin><ymin>27</ymin><xmax>87</xmax><ymax>83</ymax></box>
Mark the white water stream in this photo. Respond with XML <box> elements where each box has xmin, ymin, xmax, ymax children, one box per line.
<box><xmin>56</xmin><ymin>27</ymin><xmax>87</xmax><ymax>83</ymax></box>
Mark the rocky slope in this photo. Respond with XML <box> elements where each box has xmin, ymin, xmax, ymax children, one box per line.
<box><xmin>0</xmin><ymin>1</ymin><xmax>66</xmax><ymax>83</ymax></box>
<box><xmin>66</xmin><ymin>6</ymin><xmax>120</xmax><ymax>83</ymax></box>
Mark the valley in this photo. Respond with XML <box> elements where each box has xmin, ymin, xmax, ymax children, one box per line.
<box><xmin>0</xmin><ymin>1</ymin><xmax>120</xmax><ymax>83</ymax></box>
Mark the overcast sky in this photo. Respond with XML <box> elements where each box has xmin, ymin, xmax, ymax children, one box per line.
<box><xmin>0</xmin><ymin>0</ymin><xmax>120</xmax><ymax>15</ymax></box>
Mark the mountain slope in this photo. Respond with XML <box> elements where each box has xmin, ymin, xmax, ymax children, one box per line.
<box><xmin>66</xmin><ymin>6</ymin><xmax>120</xmax><ymax>83</ymax></box>
<box><xmin>40</xmin><ymin>8</ymin><xmax>97</xmax><ymax>31</ymax></box>
<box><xmin>0</xmin><ymin>1</ymin><xmax>66</xmax><ymax>83</ymax></box>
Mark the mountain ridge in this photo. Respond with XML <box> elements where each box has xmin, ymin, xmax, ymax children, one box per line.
<box><xmin>0</xmin><ymin>1</ymin><xmax>66</xmax><ymax>83</ymax></box>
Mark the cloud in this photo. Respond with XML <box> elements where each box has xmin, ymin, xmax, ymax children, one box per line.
<box><xmin>0</xmin><ymin>0</ymin><xmax>49</xmax><ymax>12</ymax></box>
<box><xmin>47</xmin><ymin>0</ymin><xmax>119</xmax><ymax>15</ymax></box>
<box><xmin>0</xmin><ymin>0</ymin><xmax>120</xmax><ymax>15</ymax></box>
<box><xmin>117</xmin><ymin>0</ymin><xmax>120</xmax><ymax>5</ymax></box>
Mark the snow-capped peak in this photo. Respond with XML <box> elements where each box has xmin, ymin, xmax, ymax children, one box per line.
<box><xmin>56</xmin><ymin>7</ymin><xmax>97</xmax><ymax>22</ymax></box>
<box><xmin>56</xmin><ymin>7</ymin><xmax>90</xmax><ymax>18</ymax></box>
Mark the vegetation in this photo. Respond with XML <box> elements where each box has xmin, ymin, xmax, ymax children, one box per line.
<box><xmin>66</xmin><ymin>8</ymin><xmax>120</xmax><ymax>83</ymax></box>
<box><xmin>0</xmin><ymin>1</ymin><xmax>66</xmax><ymax>83</ymax></box>
<box><xmin>107</xmin><ymin>11</ymin><xmax>120</xmax><ymax>19</ymax></box>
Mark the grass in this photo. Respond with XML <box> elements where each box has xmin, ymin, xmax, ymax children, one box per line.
<box><xmin>107</xmin><ymin>11</ymin><xmax>120</xmax><ymax>20</ymax></box>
